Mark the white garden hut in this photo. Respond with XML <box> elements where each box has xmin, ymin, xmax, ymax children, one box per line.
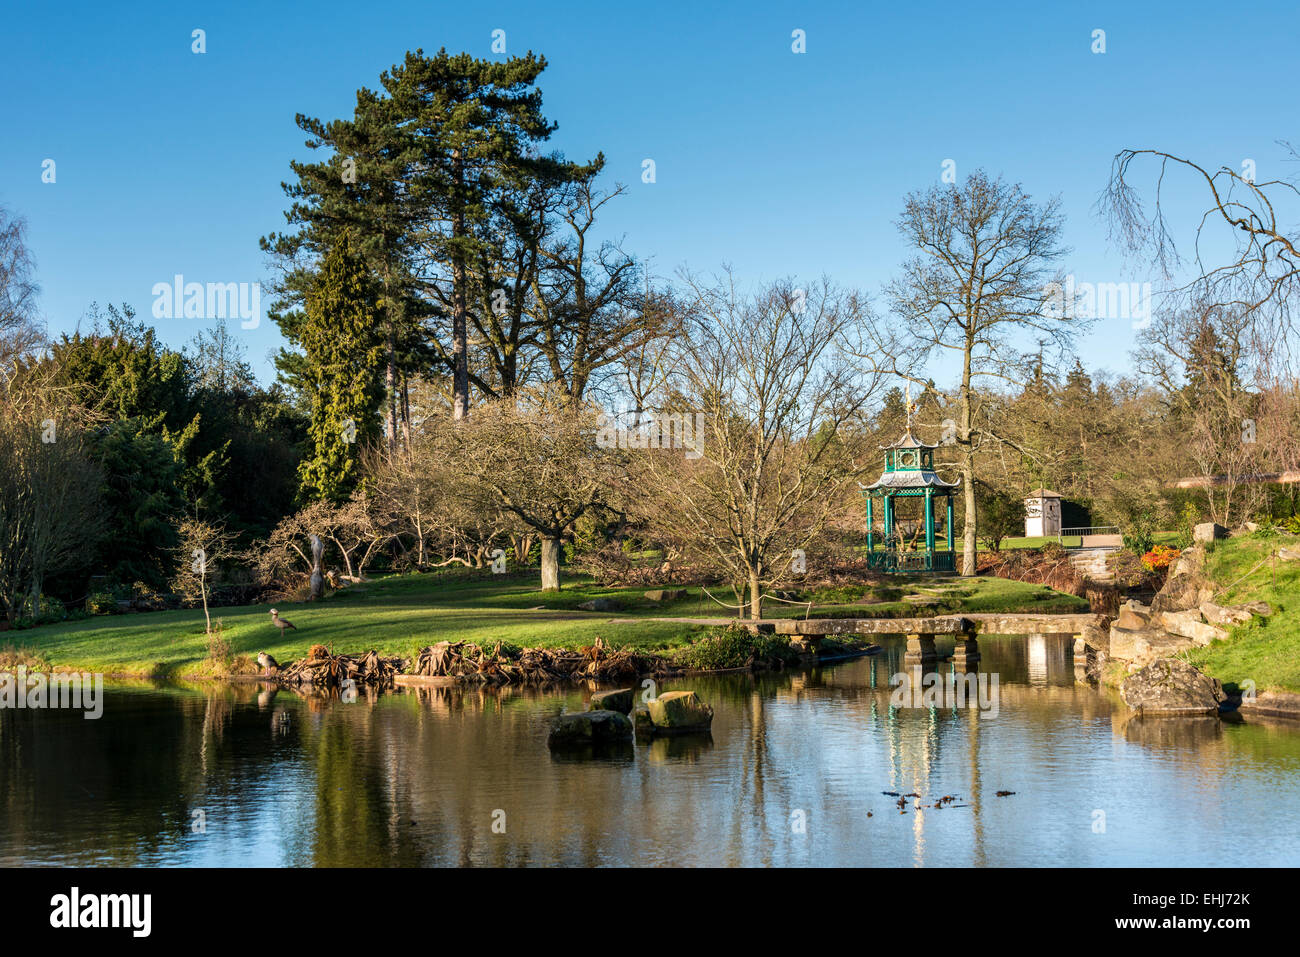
<box><xmin>1023</xmin><ymin>488</ymin><xmax>1063</xmax><ymax>537</ymax></box>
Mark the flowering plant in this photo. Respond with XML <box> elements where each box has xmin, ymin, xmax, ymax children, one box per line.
<box><xmin>1141</xmin><ymin>544</ymin><xmax>1179</xmax><ymax>572</ymax></box>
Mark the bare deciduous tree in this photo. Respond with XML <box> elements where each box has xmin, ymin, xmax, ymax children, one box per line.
<box><xmin>632</xmin><ymin>275</ymin><xmax>881</xmax><ymax>618</ymax></box>
<box><xmin>1102</xmin><ymin>146</ymin><xmax>1300</xmax><ymax>372</ymax></box>
<box><xmin>0</xmin><ymin>206</ymin><xmax>44</xmax><ymax>376</ymax></box>
<box><xmin>883</xmin><ymin>170</ymin><xmax>1083</xmax><ymax>574</ymax></box>
<box><xmin>439</xmin><ymin>388</ymin><xmax>622</xmax><ymax>589</ymax></box>
<box><xmin>0</xmin><ymin>414</ymin><xmax>104</xmax><ymax>625</ymax></box>
<box><xmin>171</xmin><ymin>517</ymin><xmax>239</xmax><ymax>635</ymax></box>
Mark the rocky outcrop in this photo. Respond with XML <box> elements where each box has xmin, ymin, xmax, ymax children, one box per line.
<box><xmin>1120</xmin><ymin>659</ymin><xmax>1223</xmax><ymax>715</ymax></box>
<box><xmin>589</xmin><ymin>688</ymin><xmax>633</xmax><ymax>714</ymax></box>
<box><xmin>1108</xmin><ymin>590</ymin><xmax>1269</xmax><ymax>669</ymax></box>
<box><xmin>1199</xmin><ymin>602</ymin><xmax>1255</xmax><ymax>627</ymax></box>
<box><xmin>644</xmin><ymin>589</ymin><xmax>688</xmax><ymax>602</ymax></box>
<box><xmin>1160</xmin><ymin>610</ymin><xmax>1229</xmax><ymax>646</ymax></box>
<box><xmin>547</xmin><ymin>709</ymin><xmax>633</xmax><ymax>748</ymax></box>
<box><xmin>1151</xmin><ymin>546</ymin><xmax>1214</xmax><ymax>615</ymax></box>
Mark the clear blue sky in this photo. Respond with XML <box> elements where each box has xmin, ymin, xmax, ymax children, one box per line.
<box><xmin>4</xmin><ymin>0</ymin><xmax>1296</xmax><ymax>385</ymax></box>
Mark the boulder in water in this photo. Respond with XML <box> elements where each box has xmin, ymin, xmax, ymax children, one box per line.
<box><xmin>1120</xmin><ymin>659</ymin><xmax>1223</xmax><ymax>715</ymax></box>
<box><xmin>589</xmin><ymin>688</ymin><xmax>634</xmax><ymax>714</ymax></box>
<box><xmin>547</xmin><ymin>709</ymin><xmax>633</xmax><ymax>748</ymax></box>
<box><xmin>645</xmin><ymin>691</ymin><xmax>714</xmax><ymax>733</ymax></box>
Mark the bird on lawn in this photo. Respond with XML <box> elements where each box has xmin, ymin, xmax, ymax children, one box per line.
<box><xmin>256</xmin><ymin>651</ymin><xmax>280</xmax><ymax>677</ymax></box>
<box><xmin>269</xmin><ymin>608</ymin><xmax>297</xmax><ymax>636</ymax></box>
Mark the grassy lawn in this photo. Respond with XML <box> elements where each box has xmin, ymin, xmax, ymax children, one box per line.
<box><xmin>3</xmin><ymin>574</ymin><xmax>711</xmax><ymax>678</ymax></box>
<box><xmin>4</xmin><ymin>569</ymin><xmax>1089</xmax><ymax>678</ymax></box>
<box><xmin>1186</xmin><ymin>531</ymin><xmax>1300</xmax><ymax>695</ymax></box>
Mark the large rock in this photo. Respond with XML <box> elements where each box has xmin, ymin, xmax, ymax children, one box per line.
<box><xmin>1160</xmin><ymin>610</ymin><xmax>1228</xmax><ymax>646</ymax></box>
<box><xmin>1116</xmin><ymin>600</ymin><xmax>1153</xmax><ymax>630</ymax></box>
<box><xmin>1120</xmin><ymin>659</ymin><xmax>1223</xmax><ymax>715</ymax></box>
<box><xmin>547</xmin><ymin>709</ymin><xmax>633</xmax><ymax>748</ymax></box>
<box><xmin>645</xmin><ymin>691</ymin><xmax>714</xmax><ymax>733</ymax></box>
<box><xmin>644</xmin><ymin>589</ymin><xmax>688</xmax><ymax>602</ymax></box>
<box><xmin>1109</xmin><ymin>624</ymin><xmax>1154</xmax><ymax>661</ymax></box>
<box><xmin>1199</xmin><ymin>602</ymin><xmax>1253</xmax><ymax>627</ymax></box>
<box><xmin>589</xmin><ymin>688</ymin><xmax>633</xmax><ymax>714</ymax></box>
<box><xmin>1278</xmin><ymin>547</ymin><xmax>1300</xmax><ymax>562</ymax></box>
<box><xmin>1128</xmin><ymin>630</ymin><xmax>1195</xmax><ymax>662</ymax></box>
<box><xmin>1193</xmin><ymin>522</ymin><xmax>1229</xmax><ymax>544</ymax></box>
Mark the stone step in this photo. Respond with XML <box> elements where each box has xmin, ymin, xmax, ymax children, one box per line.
<box><xmin>1068</xmin><ymin>547</ymin><xmax>1115</xmax><ymax>582</ymax></box>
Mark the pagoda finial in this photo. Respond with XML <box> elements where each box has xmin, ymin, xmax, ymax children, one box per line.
<box><xmin>905</xmin><ymin>381</ymin><xmax>913</xmax><ymax>431</ymax></box>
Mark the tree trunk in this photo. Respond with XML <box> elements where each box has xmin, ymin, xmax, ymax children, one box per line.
<box><xmin>540</xmin><ymin>536</ymin><xmax>561</xmax><ymax>591</ymax></box>
<box><xmin>961</xmin><ymin>450</ymin><xmax>978</xmax><ymax>576</ymax></box>
<box><xmin>451</xmin><ymin>151</ymin><xmax>470</xmax><ymax>420</ymax></box>
<box><xmin>28</xmin><ymin>573</ymin><xmax>43</xmax><ymax>622</ymax></box>
<box><xmin>960</xmin><ymin>341</ymin><xmax>978</xmax><ymax>576</ymax></box>
<box><xmin>748</xmin><ymin>568</ymin><xmax>762</xmax><ymax>620</ymax></box>
<box><xmin>385</xmin><ymin>337</ymin><xmax>397</xmax><ymax>451</ymax></box>
<box><xmin>400</xmin><ymin>369</ymin><xmax>411</xmax><ymax>452</ymax></box>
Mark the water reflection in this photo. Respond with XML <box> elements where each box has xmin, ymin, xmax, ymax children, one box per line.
<box><xmin>2</xmin><ymin>635</ymin><xmax>1299</xmax><ymax>867</ymax></box>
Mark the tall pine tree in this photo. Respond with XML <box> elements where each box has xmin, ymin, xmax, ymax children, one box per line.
<box><xmin>381</xmin><ymin>49</ymin><xmax>565</xmax><ymax>419</ymax></box>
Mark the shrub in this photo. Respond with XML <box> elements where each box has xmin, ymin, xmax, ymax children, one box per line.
<box><xmin>86</xmin><ymin>591</ymin><xmax>118</xmax><ymax>615</ymax></box>
<box><xmin>677</xmin><ymin>624</ymin><xmax>798</xmax><ymax>671</ymax></box>
<box><xmin>1123</xmin><ymin>530</ymin><xmax>1155</xmax><ymax>556</ymax></box>
<box><xmin>1176</xmin><ymin>502</ymin><xmax>1199</xmax><ymax>549</ymax></box>
<box><xmin>1141</xmin><ymin>544</ymin><xmax>1179</xmax><ymax>573</ymax></box>
<box><xmin>206</xmin><ymin>619</ymin><xmax>232</xmax><ymax>672</ymax></box>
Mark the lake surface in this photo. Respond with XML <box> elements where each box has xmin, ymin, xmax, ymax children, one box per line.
<box><xmin>3</xmin><ymin>635</ymin><xmax>1299</xmax><ymax>867</ymax></box>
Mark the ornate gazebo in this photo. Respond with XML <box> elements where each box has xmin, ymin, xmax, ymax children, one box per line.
<box><xmin>860</xmin><ymin>429</ymin><xmax>959</xmax><ymax>573</ymax></box>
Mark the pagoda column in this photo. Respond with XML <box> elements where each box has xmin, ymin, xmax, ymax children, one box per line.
<box><xmin>946</xmin><ymin>496</ymin><xmax>955</xmax><ymax>552</ymax></box>
<box><xmin>924</xmin><ymin>489</ymin><xmax>935</xmax><ymax>555</ymax></box>
<box><xmin>866</xmin><ymin>495</ymin><xmax>874</xmax><ymax>552</ymax></box>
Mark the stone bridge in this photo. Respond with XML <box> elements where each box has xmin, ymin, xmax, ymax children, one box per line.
<box><xmin>760</xmin><ymin>613</ymin><xmax>1107</xmax><ymax>667</ymax></box>
<box><xmin>611</xmin><ymin>612</ymin><xmax>1107</xmax><ymax>668</ymax></box>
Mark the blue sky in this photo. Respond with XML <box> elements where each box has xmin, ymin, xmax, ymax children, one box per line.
<box><xmin>3</xmin><ymin>0</ymin><xmax>1297</xmax><ymax>385</ymax></box>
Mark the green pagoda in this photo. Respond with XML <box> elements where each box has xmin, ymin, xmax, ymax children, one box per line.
<box><xmin>860</xmin><ymin>429</ymin><xmax>959</xmax><ymax>573</ymax></box>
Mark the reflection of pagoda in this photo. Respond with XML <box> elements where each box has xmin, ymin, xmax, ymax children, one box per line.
<box><xmin>860</xmin><ymin>429</ymin><xmax>959</xmax><ymax>573</ymax></box>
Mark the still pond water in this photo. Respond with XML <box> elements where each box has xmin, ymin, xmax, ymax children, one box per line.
<box><xmin>2</xmin><ymin>635</ymin><xmax>1299</xmax><ymax>867</ymax></box>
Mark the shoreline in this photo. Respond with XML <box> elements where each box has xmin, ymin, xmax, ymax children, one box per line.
<box><xmin>2</xmin><ymin>644</ymin><xmax>886</xmax><ymax>687</ymax></box>
<box><xmin>6</xmin><ymin>646</ymin><xmax>1300</xmax><ymax>722</ymax></box>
